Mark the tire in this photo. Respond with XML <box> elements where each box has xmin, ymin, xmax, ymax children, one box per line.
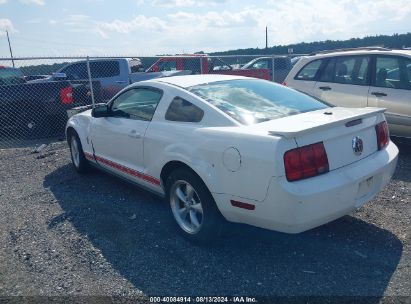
<box><xmin>68</xmin><ymin>132</ymin><xmax>89</xmax><ymax>174</ymax></box>
<box><xmin>166</xmin><ymin>168</ymin><xmax>224</xmax><ymax>244</ymax></box>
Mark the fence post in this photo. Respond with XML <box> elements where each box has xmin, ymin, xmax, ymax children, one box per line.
<box><xmin>86</xmin><ymin>56</ymin><xmax>95</xmax><ymax>108</ymax></box>
<box><xmin>271</xmin><ymin>57</ymin><xmax>275</xmax><ymax>82</ymax></box>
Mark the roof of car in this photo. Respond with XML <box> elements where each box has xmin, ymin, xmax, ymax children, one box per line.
<box><xmin>308</xmin><ymin>48</ymin><xmax>411</xmax><ymax>58</ymax></box>
<box><xmin>150</xmin><ymin>74</ymin><xmax>249</xmax><ymax>88</ymax></box>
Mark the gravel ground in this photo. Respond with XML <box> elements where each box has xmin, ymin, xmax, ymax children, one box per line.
<box><xmin>0</xmin><ymin>140</ymin><xmax>409</xmax><ymax>302</ymax></box>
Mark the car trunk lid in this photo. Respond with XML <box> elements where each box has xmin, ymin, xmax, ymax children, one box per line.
<box><xmin>250</xmin><ymin>107</ymin><xmax>386</xmax><ymax>171</ymax></box>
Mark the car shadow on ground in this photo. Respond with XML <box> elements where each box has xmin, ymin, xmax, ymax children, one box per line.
<box><xmin>391</xmin><ymin>140</ymin><xmax>411</xmax><ymax>183</ymax></box>
<box><xmin>44</xmin><ymin>164</ymin><xmax>402</xmax><ymax>299</ymax></box>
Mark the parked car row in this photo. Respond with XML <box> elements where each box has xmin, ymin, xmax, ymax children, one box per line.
<box><xmin>146</xmin><ymin>54</ymin><xmax>294</xmax><ymax>84</ymax></box>
<box><xmin>1</xmin><ymin>49</ymin><xmax>410</xmax><ymax>140</ymax></box>
<box><xmin>146</xmin><ymin>54</ymin><xmax>272</xmax><ymax>81</ymax></box>
<box><xmin>0</xmin><ymin>55</ymin><xmax>294</xmax><ymax>139</ymax></box>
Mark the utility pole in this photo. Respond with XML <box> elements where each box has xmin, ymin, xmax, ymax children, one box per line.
<box><xmin>265</xmin><ymin>26</ymin><xmax>268</xmax><ymax>49</ymax></box>
<box><xmin>6</xmin><ymin>30</ymin><xmax>15</xmax><ymax>68</ymax></box>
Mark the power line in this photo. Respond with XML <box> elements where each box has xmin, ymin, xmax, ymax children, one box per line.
<box><xmin>6</xmin><ymin>30</ymin><xmax>15</xmax><ymax>67</ymax></box>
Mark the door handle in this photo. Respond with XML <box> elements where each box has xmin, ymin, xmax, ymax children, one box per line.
<box><xmin>116</xmin><ymin>80</ymin><xmax>127</xmax><ymax>84</ymax></box>
<box><xmin>319</xmin><ymin>86</ymin><xmax>332</xmax><ymax>91</ymax></box>
<box><xmin>371</xmin><ymin>92</ymin><xmax>387</xmax><ymax>97</ymax></box>
<box><xmin>128</xmin><ymin>130</ymin><xmax>141</xmax><ymax>139</ymax></box>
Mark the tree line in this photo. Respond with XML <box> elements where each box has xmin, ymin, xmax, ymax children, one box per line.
<box><xmin>210</xmin><ymin>33</ymin><xmax>411</xmax><ymax>56</ymax></box>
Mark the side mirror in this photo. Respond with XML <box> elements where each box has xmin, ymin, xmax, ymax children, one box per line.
<box><xmin>91</xmin><ymin>104</ymin><xmax>110</xmax><ymax>118</ymax></box>
<box><xmin>52</xmin><ymin>72</ymin><xmax>67</xmax><ymax>80</ymax></box>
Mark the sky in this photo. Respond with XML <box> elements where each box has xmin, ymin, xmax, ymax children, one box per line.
<box><xmin>0</xmin><ymin>0</ymin><xmax>410</xmax><ymax>57</ymax></box>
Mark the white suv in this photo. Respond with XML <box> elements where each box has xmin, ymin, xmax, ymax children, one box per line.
<box><xmin>284</xmin><ymin>47</ymin><xmax>411</xmax><ymax>138</ymax></box>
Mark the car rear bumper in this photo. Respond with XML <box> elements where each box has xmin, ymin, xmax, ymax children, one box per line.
<box><xmin>214</xmin><ymin>141</ymin><xmax>399</xmax><ymax>233</ymax></box>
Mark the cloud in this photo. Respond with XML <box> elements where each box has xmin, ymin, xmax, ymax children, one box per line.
<box><xmin>167</xmin><ymin>10</ymin><xmax>257</xmax><ymax>28</ymax></box>
<box><xmin>0</xmin><ymin>18</ymin><xmax>15</xmax><ymax>33</ymax></box>
<box><xmin>50</xmin><ymin>0</ymin><xmax>411</xmax><ymax>55</ymax></box>
<box><xmin>0</xmin><ymin>0</ymin><xmax>8</xmax><ymax>4</ymax></box>
<box><xmin>262</xmin><ymin>0</ymin><xmax>411</xmax><ymax>44</ymax></box>
<box><xmin>152</xmin><ymin>0</ymin><xmax>195</xmax><ymax>7</ymax></box>
<box><xmin>20</xmin><ymin>0</ymin><xmax>45</xmax><ymax>5</ymax></box>
<box><xmin>151</xmin><ymin>0</ymin><xmax>227</xmax><ymax>7</ymax></box>
<box><xmin>48</xmin><ymin>15</ymin><xmax>117</xmax><ymax>39</ymax></box>
<box><xmin>27</xmin><ymin>18</ymin><xmax>42</xmax><ymax>24</ymax></box>
<box><xmin>48</xmin><ymin>15</ymin><xmax>93</xmax><ymax>31</ymax></box>
<box><xmin>98</xmin><ymin>16</ymin><xmax>167</xmax><ymax>35</ymax></box>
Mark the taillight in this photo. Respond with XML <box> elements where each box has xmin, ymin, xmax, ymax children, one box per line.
<box><xmin>60</xmin><ymin>86</ymin><xmax>73</xmax><ymax>104</ymax></box>
<box><xmin>284</xmin><ymin>142</ymin><xmax>329</xmax><ymax>182</ymax></box>
<box><xmin>375</xmin><ymin>121</ymin><xmax>389</xmax><ymax>150</ymax></box>
<box><xmin>282</xmin><ymin>81</ymin><xmax>287</xmax><ymax>86</ymax></box>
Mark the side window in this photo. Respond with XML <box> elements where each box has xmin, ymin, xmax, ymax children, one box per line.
<box><xmin>252</xmin><ymin>60</ymin><xmax>269</xmax><ymax>69</ymax></box>
<box><xmin>295</xmin><ymin>60</ymin><xmax>323</xmax><ymax>80</ymax></box>
<box><xmin>158</xmin><ymin>60</ymin><xmax>177</xmax><ymax>72</ymax></box>
<box><xmin>319</xmin><ymin>58</ymin><xmax>336</xmax><ymax>82</ymax></box>
<box><xmin>210</xmin><ymin>58</ymin><xmax>231</xmax><ymax>71</ymax></box>
<box><xmin>333</xmin><ymin>56</ymin><xmax>370</xmax><ymax>85</ymax></box>
<box><xmin>61</xmin><ymin>63</ymin><xmax>88</xmax><ymax>80</ymax></box>
<box><xmin>375</xmin><ymin>56</ymin><xmax>411</xmax><ymax>90</ymax></box>
<box><xmin>165</xmin><ymin>97</ymin><xmax>204</xmax><ymax>123</ymax></box>
<box><xmin>406</xmin><ymin>60</ymin><xmax>411</xmax><ymax>89</ymax></box>
<box><xmin>110</xmin><ymin>88</ymin><xmax>162</xmax><ymax>121</ymax></box>
<box><xmin>183</xmin><ymin>58</ymin><xmax>202</xmax><ymax>74</ymax></box>
<box><xmin>90</xmin><ymin>61</ymin><xmax>120</xmax><ymax>78</ymax></box>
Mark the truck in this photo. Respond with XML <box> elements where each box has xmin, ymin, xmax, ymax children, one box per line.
<box><xmin>146</xmin><ymin>54</ymin><xmax>271</xmax><ymax>80</ymax></box>
<box><xmin>0</xmin><ymin>66</ymin><xmax>100</xmax><ymax>139</ymax></box>
<box><xmin>39</xmin><ymin>58</ymin><xmax>191</xmax><ymax>101</ymax></box>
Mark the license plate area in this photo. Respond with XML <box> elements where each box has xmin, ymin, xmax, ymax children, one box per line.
<box><xmin>356</xmin><ymin>176</ymin><xmax>374</xmax><ymax>201</ymax></box>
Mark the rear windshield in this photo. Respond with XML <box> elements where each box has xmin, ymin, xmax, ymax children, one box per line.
<box><xmin>188</xmin><ymin>79</ymin><xmax>328</xmax><ymax>125</ymax></box>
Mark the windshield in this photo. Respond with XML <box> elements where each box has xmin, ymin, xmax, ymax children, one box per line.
<box><xmin>0</xmin><ymin>68</ymin><xmax>25</xmax><ymax>85</ymax></box>
<box><xmin>241</xmin><ymin>59</ymin><xmax>257</xmax><ymax>69</ymax></box>
<box><xmin>188</xmin><ymin>79</ymin><xmax>328</xmax><ymax>125</ymax></box>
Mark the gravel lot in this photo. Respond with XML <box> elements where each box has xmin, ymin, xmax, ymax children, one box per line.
<box><xmin>0</xmin><ymin>139</ymin><xmax>409</xmax><ymax>302</ymax></box>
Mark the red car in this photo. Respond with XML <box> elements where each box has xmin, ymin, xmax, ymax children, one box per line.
<box><xmin>147</xmin><ymin>54</ymin><xmax>271</xmax><ymax>80</ymax></box>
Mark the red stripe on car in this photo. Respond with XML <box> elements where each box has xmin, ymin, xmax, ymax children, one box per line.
<box><xmin>86</xmin><ymin>153</ymin><xmax>160</xmax><ymax>186</ymax></box>
<box><xmin>84</xmin><ymin>152</ymin><xmax>94</xmax><ymax>161</ymax></box>
<box><xmin>230</xmin><ymin>200</ymin><xmax>255</xmax><ymax>210</ymax></box>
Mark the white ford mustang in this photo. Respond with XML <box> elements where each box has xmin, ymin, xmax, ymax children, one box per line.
<box><xmin>66</xmin><ymin>74</ymin><xmax>399</xmax><ymax>243</ymax></box>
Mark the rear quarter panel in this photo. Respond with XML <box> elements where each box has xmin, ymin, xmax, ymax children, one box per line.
<box><xmin>141</xmin><ymin>82</ymin><xmax>297</xmax><ymax>202</ymax></box>
<box><xmin>145</xmin><ymin>121</ymin><xmax>297</xmax><ymax>201</ymax></box>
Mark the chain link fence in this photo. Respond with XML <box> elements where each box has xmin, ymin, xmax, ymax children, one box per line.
<box><xmin>0</xmin><ymin>54</ymin><xmax>302</xmax><ymax>149</ymax></box>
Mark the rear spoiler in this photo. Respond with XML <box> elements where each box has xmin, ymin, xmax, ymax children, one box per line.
<box><xmin>268</xmin><ymin>107</ymin><xmax>386</xmax><ymax>139</ymax></box>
